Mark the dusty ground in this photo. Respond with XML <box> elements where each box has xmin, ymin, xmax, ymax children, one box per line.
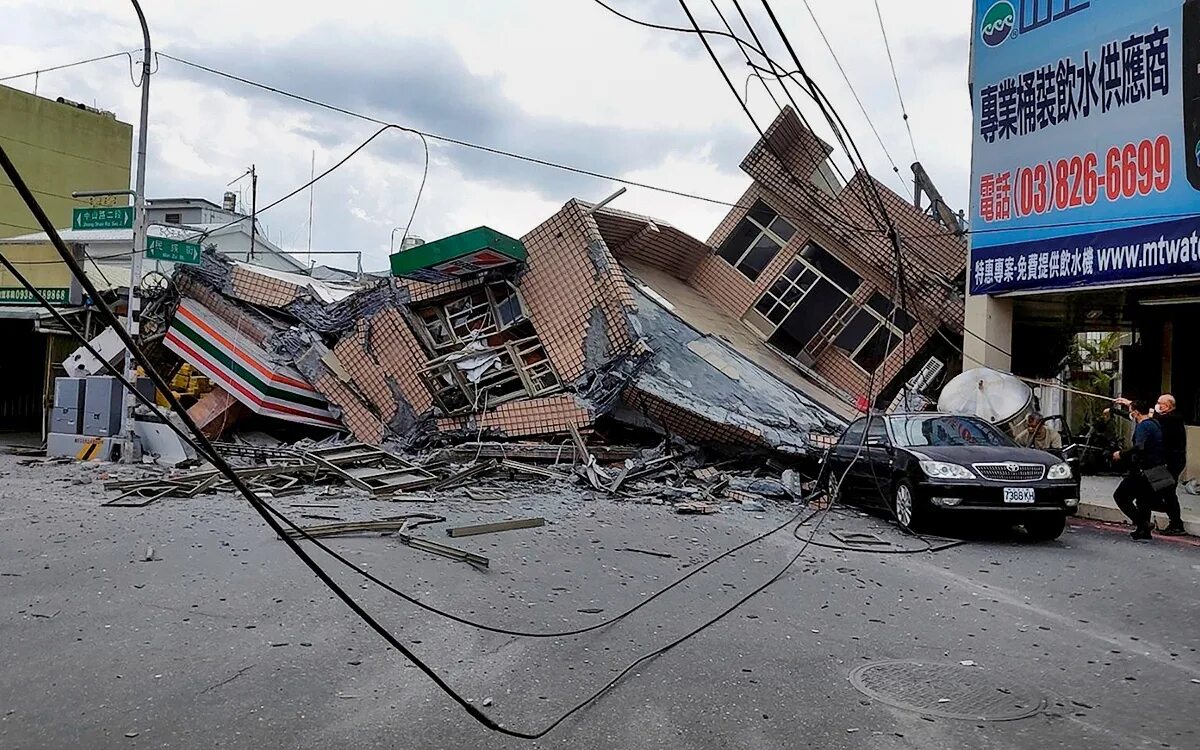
<box><xmin>0</xmin><ymin>453</ymin><xmax>1197</xmax><ymax>749</ymax></box>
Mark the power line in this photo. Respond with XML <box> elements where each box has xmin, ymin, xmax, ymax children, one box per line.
<box><xmin>872</xmin><ymin>0</ymin><xmax>920</xmax><ymax>164</ymax></box>
<box><xmin>156</xmin><ymin>52</ymin><xmax>884</xmax><ymax>237</ymax></box>
<box><xmin>397</xmin><ymin>132</ymin><xmax>429</xmax><ymax>252</ymax></box>
<box><xmin>710</xmin><ymin>0</ymin><xmax>783</xmax><ymax>111</ymax></box>
<box><xmin>798</xmin><ymin>0</ymin><xmax>907</xmax><ymax>192</ymax></box>
<box><xmin>0</xmin><ymin>49</ymin><xmax>140</xmax><ymax>83</ymax></box>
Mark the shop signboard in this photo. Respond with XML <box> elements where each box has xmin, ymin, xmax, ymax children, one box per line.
<box><xmin>970</xmin><ymin>0</ymin><xmax>1200</xmax><ymax>294</ymax></box>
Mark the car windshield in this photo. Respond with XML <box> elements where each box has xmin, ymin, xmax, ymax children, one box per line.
<box><xmin>890</xmin><ymin>415</ymin><xmax>1015</xmax><ymax>448</ymax></box>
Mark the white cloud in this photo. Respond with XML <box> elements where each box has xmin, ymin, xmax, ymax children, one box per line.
<box><xmin>0</xmin><ymin>0</ymin><xmax>973</xmax><ymax>267</ymax></box>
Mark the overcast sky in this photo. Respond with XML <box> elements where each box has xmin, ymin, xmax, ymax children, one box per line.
<box><xmin>0</xmin><ymin>0</ymin><xmax>971</xmax><ymax>272</ymax></box>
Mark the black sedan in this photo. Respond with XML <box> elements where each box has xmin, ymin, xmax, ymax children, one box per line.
<box><xmin>822</xmin><ymin>413</ymin><xmax>1079</xmax><ymax>540</ymax></box>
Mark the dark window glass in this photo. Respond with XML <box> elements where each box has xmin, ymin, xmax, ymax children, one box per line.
<box><xmin>853</xmin><ymin>326</ymin><xmax>901</xmax><ymax>372</ymax></box>
<box><xmin>768</xmin><ymin>215</ymin><xmax>796</xmax><ymax>242</ymax></box>
<box><xmin>716</xmin><ymin>219</ymin><xmax>760</xmax><ymax>265</ymax></box>
<box><xmin>867</xmin><ymin>293</ymin><xmax>893</xmax><ymax>318</ymax></box>
<box><xmin>739</xmin><ymin>234</ymin><xmax>782</xmax><ymax>281</ymax></box>
<box><xmin>799</xmin><ymin>242</ymin><xmax>860</xmax><ymax>293</ymax></box>
<box><xmin>747</xmin><ymin>200</ymin><xmax>776</xmax><ymax>227</ymax></box>
<box><xmin>838</xmin><ymin>418</ymin><xmax>867</xmax><ymax>446</ymax></box>
<box><xmin>833</xmin><ymin>308</ymin><xmax>879</xmax><ymax>352</ymax></box>
<box><xmin>866</xmin><ymin>292</ymin><xmax>915</xmax><ymax>332</ymax></box>
<box><xmin>716</xmin><ymin>201</ymin><xmax>796</xmax><ymax>282</ymax></box>
<box><xmin>769</xmin><ymin>278</ymin><xmax>847</xmax><ymax>355</ymax></box>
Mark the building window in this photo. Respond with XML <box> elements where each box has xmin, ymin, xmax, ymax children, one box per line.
<box><xmin>748</xmin><ymin>241</ymin><xmax>862</xmax><ymax>358</ymax></box>
<box><xmin>754</xmin><ymin>258</ymin><xmax>817</xmax><ymax>325</ymax></box>
<box><xmin>833</xmin><ymin>292</ymin><xmax>916</xmax><ymax>373</ymax></box>
<box><xmin>164</xmin><ymin>212</ymin><xmax>182</xmax><ymax>225</ymax></box>
<box><xmin>716</xmin><ymin>200</ymin><xmax>797</xmax><ymax>281</ymax></box>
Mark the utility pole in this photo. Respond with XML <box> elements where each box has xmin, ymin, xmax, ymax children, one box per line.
<box><xmin>122</xmin><ymin>0</ymin><xmax>152</xmax><ymax>462</ymax></box>
<box><xmin>249</xmin><ymin>164</ymin><xmax>257</xmax><ymax>261</ymax></box>
<box><xmin>911</xmin><ymin>161</ymin><xmax>963</xmax><ymax>235</ymax></box>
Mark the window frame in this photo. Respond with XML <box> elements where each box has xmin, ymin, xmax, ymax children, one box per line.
<box><xmin>749</xmin><ymin>242</ymin><xmax>861</xmax><ymax>337</ymax></box>
<box><xmin>718</xmin><ymin>201</ymin><xmax>797</xmax><ymax>281</ymax></box>
<box><xmin>841</xmin><ymin>308</ymin><xmax>907</xmax><ymax>374</ymax></box>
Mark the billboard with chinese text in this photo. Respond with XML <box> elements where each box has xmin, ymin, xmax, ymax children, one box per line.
<box><xmin>969</xmin><ymin>0</ymin><xmax>1200</xmax><ymax>295</ymax></box>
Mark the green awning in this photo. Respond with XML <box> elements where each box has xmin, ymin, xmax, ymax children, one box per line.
<box><xmin>389</xmin><ymin>226</ymin><xmax>527</xmax><ymax>283</ymax></box>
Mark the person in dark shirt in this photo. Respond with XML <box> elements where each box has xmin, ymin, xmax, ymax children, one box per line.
<box><xmin>1152</xmin><ymin>394</ymin><xmax>1188</xmax><ymax>535</ymax></box>
<box><xmin>1111</xmin><ymin>399</ymin><xmax>1166</xmax><ymax>541</ymax></box>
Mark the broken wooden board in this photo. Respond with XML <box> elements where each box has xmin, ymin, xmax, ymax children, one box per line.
<box><xmin>445</xmin><ymin>517</ymin><xmax>545</xmax><ymax>538</ymax></box>
<box><xmin>674</xmin><ymin>501</ymin><xmax>718</xmax><ymax>515</ymax></box>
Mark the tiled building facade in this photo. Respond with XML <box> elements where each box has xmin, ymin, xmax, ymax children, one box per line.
<box><xmin>684</xmin><ymin>107</ymin><xmax>967</xmax><ymax>407</ymax></box>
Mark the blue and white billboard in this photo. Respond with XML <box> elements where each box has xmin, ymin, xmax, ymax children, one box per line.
<box><xmin>969</xmin><ymin>0</ymin><xmax>1200</xmax><ymax>295</ymax></box>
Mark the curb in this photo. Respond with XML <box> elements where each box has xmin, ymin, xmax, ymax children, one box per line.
<box><xmin>1077</xmin><ymin>501</ymin><xmax>1200</xmax><ymax>536</ymax></box>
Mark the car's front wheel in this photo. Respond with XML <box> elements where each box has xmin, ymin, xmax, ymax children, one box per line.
<box><xmin>891</xmin><ymin>479</ymin><xmax>922</xmax><ymax>532</ymax></box>
<box><xmin>1024</xmin><ymin>512</ymin><xmax>1066</xmax><ymax>542</ymax></box>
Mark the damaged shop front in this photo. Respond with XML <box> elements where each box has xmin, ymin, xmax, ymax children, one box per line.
<box><xmin>140</xmin><ymin>202</ymin><xmax>845</xmax><ymax>463</ymax></box>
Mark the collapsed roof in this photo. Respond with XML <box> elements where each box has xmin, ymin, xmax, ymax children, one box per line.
<box><xmin>164</xmin><ymin>201</ymin><xmax>847</xmax><ymax>456</ymax></box>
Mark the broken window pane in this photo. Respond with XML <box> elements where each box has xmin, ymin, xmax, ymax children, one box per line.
<box><xmin>490</xmin><ymin>284</ymin><xmax>526</xmax><ymax>329</ymax></box>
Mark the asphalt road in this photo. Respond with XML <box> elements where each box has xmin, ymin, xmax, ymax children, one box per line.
<box><xmin>0</xmin><ymin>454</ymin><xmax>1197</xmax><ymax>749</ymax></box>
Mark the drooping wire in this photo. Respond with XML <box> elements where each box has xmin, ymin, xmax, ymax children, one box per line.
<box><xmin>711</xmin><ymin>0</ymin><xmax>782</xmax><ymax>111</ymax></box>
<box><xmin>0</xmin><ymin>50</ymin><xmax>140</xmax><ymax>83</ymax></box>
<box><xmin>872</xmin><ymin>0</ymin><xmax>920</xmax><ymax>164</ymax></box>
<box><xmin>397</xmin><ymin>132</ymin><xmax>429</xmax><ymax>252</ymax></box>
<box><xmin>798</xmin><ymin>0</ymin><xmax>908</xmax><ymax>193</ymax></box>
<box><xmin>155</xmin><ymin>52</ymin><xmax>883</xmax><ymax>238</ymax></box>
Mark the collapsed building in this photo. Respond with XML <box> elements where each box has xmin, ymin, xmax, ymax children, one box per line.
<box><xmin>136</xmin><ymin>107</ymin><xmax>966</xmax><ymax>460</ymax></box>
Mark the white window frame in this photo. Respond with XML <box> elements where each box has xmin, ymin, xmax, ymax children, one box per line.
<box><xmin>749</xmin><ymin>247</ymin><xmax>860</xmax><ymax>336</ymax></box>
<box><xmin>722</xmin><ymin>206</ymin><xmax>797</xmax><ymax>280</ymax></box>
<box><xmin>838</xmin><ymin>306</ymin><xmax>907</xmax><ymax>375</ymax></box>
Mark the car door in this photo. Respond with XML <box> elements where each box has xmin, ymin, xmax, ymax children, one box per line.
<box><xmin>829</xmin><ymin>418</ymin><xmax>866</xmax><ymax>496</ymax></box>
<box><xmin>859</xmin><ymin>417</ymin><xmax>894</xmax><ymax>507</ymax></box>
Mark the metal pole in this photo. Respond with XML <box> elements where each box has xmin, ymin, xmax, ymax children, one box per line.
<box><xmin>123</xmin><ymin>0</ymin><xmax>151</xmax><ymax>462</ymax></box>
<box><xmin>249</xmin><ymin>163</ymin><xmax>257</xmax><ymax>261</ymax></box>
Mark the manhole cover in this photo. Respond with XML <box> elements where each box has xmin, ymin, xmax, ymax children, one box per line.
<box><xmin>849</xmin><ymin>661</ymin><xmax>1044</xmax><ymax>721</ymax></box>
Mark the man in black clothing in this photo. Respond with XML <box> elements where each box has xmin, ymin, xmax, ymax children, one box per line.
<box><xmin>1153</xmin><ymin>394</ymin><xmax>1188</xmax><ymax>535</ymax></box>
<box><xmin>1112</xmin><ymin>399</ymin><xmax>1167</xmax><ymax>541</ymax></box>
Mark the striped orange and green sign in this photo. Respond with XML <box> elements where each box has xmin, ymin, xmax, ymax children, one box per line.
<box><xmin>165</xmin><ymin>300</ymin><xmax>343</xmax><ymax>429</ymax></box>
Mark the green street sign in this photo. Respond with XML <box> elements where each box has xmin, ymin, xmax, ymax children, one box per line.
<box><xmin>72</xmin><ymin>206</ymin><xmax>133</xmax><ymax>230</ymax></box>
<box><xmin>145</xmin><ymin>236</ymin><xmax>201</xmax><ymax>265</ymax></box>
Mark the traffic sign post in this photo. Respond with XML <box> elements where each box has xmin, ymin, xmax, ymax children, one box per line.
<box><xmin>72</xmin><ymin>206</ymin><xmax>133</xmax><ymax>231</ymax></box>
<box><xmin>145</xmin><ymin>236</ymin><xmax>201</xmax><ymax>265</ymax></box>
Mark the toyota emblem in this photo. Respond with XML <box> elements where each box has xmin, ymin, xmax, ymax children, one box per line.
<box><xmin>1005</xmin><ymin>462</ymin><xmax>1020</xmax><ymax>472</ymax></box>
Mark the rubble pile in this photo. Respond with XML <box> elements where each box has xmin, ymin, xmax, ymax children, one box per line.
<box><xmin>148</xmin><ymin>205</ymin><xmax>844</xmax><ymax>461</ymax></box>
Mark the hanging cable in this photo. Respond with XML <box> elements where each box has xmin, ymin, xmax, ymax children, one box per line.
<box><xmin>710</xmin><ymin>0</ymin><xmax>782</xmax><ymax>111</ymax></box>
<box><xmin>798</xmin><ymin>0</ymin><xmax>907</xmax><ymax>192</ymax></box>
<box><xmin>872</xmin><ymin>0</ymin><xmax>920</xmax><ymax>164</ymax></box>
<box><xmin>397</xmin><ymin>132</ymin><xmax>429</xmax><ymax>252</ymax></box>
<box><xmin>0</xmin><ymin>50</ymin><xmax>140</xmax><ymax>82</ymax></box>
